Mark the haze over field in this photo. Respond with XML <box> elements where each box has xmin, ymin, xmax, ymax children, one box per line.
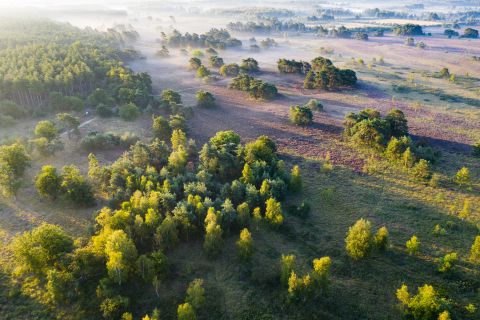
<box><xmin>0</xmin><ymin>1</ymin><xmax>479</xmax><ymax>320</ymax></box>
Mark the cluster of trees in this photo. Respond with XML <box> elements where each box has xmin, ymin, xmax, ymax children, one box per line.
<box><xmin>0</xmin><ymin>21</ymin><xmax>152</xmax><ymax>115</ymax></box>
<box><xmin>344</xmin><ymin>108</ymin><xmax>439</xmax><ymax>179</ymax></box>
<box><xmin>393</xmin><ymin>24</ymin><xmax>424</xmax><ymax>36</ymax></box>
<box><xmin>35</xmin><ymin>164</ymin><xmax>95</xmax><ymax>206</ymax></box>
<box><xmin>303</xmin><ymin>57</ymin><xmax>357</xmax><ymax>90</ymax></box>
<box><xmin>229</xmin><ymin>74</ymin><xmax>278</xmax><ymax>100</ymax></box>
<box><xmin>277</xmin><ymin>59</ymin><xmax>311</xmax><ymax>74</ymax></box>
<box><xmin>163</xmin><ymin>29</ymin><xmax>242</xmax><ymax>49</ymax></box>
<box><xmin>11</xmin><ymin>116</ymin><xmax>303</xmax><ymax>317</ymax></box>
<box><xmin>281</xmin><ymin>254</ymin><xmax>332</xmax><ymax>302</ymax></box>
<box><xmin>0</xmin><ymin>142</ymin><xmax>31</xmax><ymax>196</ymax></box>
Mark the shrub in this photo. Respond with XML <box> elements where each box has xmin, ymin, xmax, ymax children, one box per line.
<box><xmin>289</xmin><ymin>165</ymin><xmax>302</xmax><ymax>192</ymax></box>
<box><xmin>81</xmin><ymin>132</ymin><xmax>121</xmax><ymax>151</ymax></box>
<box><xmin>305</xmin><ymin>99</ymin><xmax>323</xmax><ymax>112</ymax></box>
<box><xmin>119</xmin><ymin>103</ymin><xmax>140</xmax><ymax>121</ymax></box>
<box><xmin>209</xmin><ymin>55</ymin><xmax>224</xmax><ymax>68</ymax></box>
<box><xmin>189</xmin><ymin>57</ymin><xmax>202</xmax><ymax>70</ymax></box>
<box><xmin>345</xmin><ymin>218</ymin><xmax>373</xmax><ymax>260</ymax></box>
<box><xmin>473</xmin><ymin>141</ymin><xmax>480</xmax><ymax>157</ymax></box>
<box><xmin>229</xmin><ymin>74</ymin><xmax>277</xmax><ymax>100</ymax></box>
<box><xmin>35</xmin><ymin>165</ymin><xmax>62</xmax><ymax>200</ymax></box>
<box><xmin>196</xmin><ymin>90</ymin><xmax>216</xmax><ymax>108</ymax></box>
<box><xmin>196</xmin><ymin>65</ymin><xmax>211</xmax><ymax>78</ymax></box>
<box><xmin>61</xmin><ymin>165</ymin><xmax>95</xmax><ymax>206</ymax></box>
<box><xmin>374</xmin><ymin>226</ymin><xmax>389</xmax><ymax>251</ymax></box>
<box><xmin>96</xmin><ymin>104</ymin><xmax>114</xmax><ymax>117</ymax></box>
<box><xmin>219</xmin><ymin>63</ymin><xmax>240</xmax><ymax>77</ymax></box>
<box><xmin>406</xmin><ymin>235</ymin><xmax>420</xmax><ymax>255</ymax></box>
<box><xmin>437</xmin><ymin>252</ymin><xmax>457</xmax><ymax>273</ymax></box>
<box><xmin>290</xmin><ymin>105</ymin><xmax>313</xmax><ymax>125</ymax></box>
<box><xmin>240</xmin><ymin>58</ymin><xmax>259</xmax><ymax>72</ymax></box>
<box><xmin>177</xmin><ymin>303</ymin><xmax>196</xmax><ymax>320</ymax></box>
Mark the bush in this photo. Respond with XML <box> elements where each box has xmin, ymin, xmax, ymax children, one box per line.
<box><xmin>305</xmin><ymin>99</ymin><xmax>323</xmax><ymax>112</ymax></box>
<box><xmin>196</xmin><ymin>65</ymin><xmax>211</xmax><ymax>78</ymax></box>
<box><xmin>412</xmin><ymin>159</ymin><xmax>431</xmax><ymax>181</ymax></box>
<box><xmin>35</xmin><ymin>165</ymin><xmax>62</xmax><ymax>200</ymax></box>
<box><xmin>189</xmin><ymin>57</ymin><xmax>202</xmax><ymax>70</ymax></box>
<box><xmin>96</xmin><ymin>104</ymin><xmax>114</xmax><ymax>117</ymax></box>
<box><xmin>396</xmin><ymin>284</ymin><xmax>448</xmax><ymax>320</ymax></box>
<box><xmin>265</xmin><ymin>198</ymin><xmax>283</xmax><ymax>227</ymax></box>
<box><xmin>81</xmin><ymin>132</ymin><xmax>121</xmax><ymax>151</ymax></box>
<box><xmin>196</xmin><ymin>90</ymin><xmax>216</xmax><ymax>108</ymax></box>
<box><xmin>219</xmin><ymin>63</ymin><xmax>240</xmax><ymax>77</ymax></box>
<box><xmin>61</xmin><ymin>165</ymin><xmax>95</xmax><ymax>206</ymax></box>
<box><xmin>229</xmin><ymin>74</ymin><xmax>277</xmax><ymax>100</ymax></box>
<box><xmin>406</xmin><ymin>235</ymin><xmax>420</xmax><ymax>255</ymax></box>
<box><xmin>374</xmin><ymin>226</ymin><xmax>389</xmax><ymax>251</ymax></box>
<box><xmin>290</xmin><ymin>105</ymin><xmax>313</xmax><ymax>125</ymax></box>
<box><xmin>345</xmin><ymin>218</ymin><xmax>373</xmax><ymax>260</ymax></box>
<box><xmin>240</xmin><ymin>58</ymin><xmax>259</xmax><ymax>72</ymax></box>
<box><xmin>209</xmin><ymin>55</ymin><xmax>224</xmax><ymax>68</ymax></box>
<box><xmin>119</xmin><ymin>103</ymin><xmax>140</xmax><ymax>121</ymax></box>
<box><xmin>35</xmin><ymin>120</ymin><xmax>59</xmax><ymax>141</ymax></box>
<box><xmin>470</xmin><ymin>236</ymin><xmax>480</xmax><ymax>265</ymax></box>
<box><xmin>437</xmin><ymin>252</ymin><xmax>457</xmax><ymax>273</ymax></box>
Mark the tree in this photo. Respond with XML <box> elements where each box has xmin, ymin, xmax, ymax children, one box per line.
<box><xmin>171</xmin><ymin>129</ymin><xmax>187</xmax><ymax>151</ymax></box>
<box><xmin>280</xmin><ymin>254</ymin><xmax>296</xmax><ymax>285</ymax></box>
<box><xmin>374</xmin><ymin>226</ymin><xmax>389</xmax><ymax>251</ymax></box>
<box><xmin>105</xmin><ymin>230</ymin><xmax>138</xmax><ymax>285</ymax></box>
<box><xmin>204</xmin><ymin>216</ymin><xmax>223</xmax><ymax>257</ymax></box>
<box><xmin>196</xmin><ymin>65</ymin><xmax>211</xmax><ymax>78</ymax></box>
<box><xmin>0</xmin><ymin>142</ymin><xmax>30</xmax><ymax>196</ymax></box>
<box><xmin>237</xmin><ymin>202</ymin><xmax>250</xmax><ymax>227</ymax></box>
<box><xmin>265</xmin><ymin>198</ymin><xmax>283</xmax><ymax>227</ymax></box>
<box><xmin>412</xmin><ymin>159</ymin><xmax>431</xmax><ymax>181</ymax></box>
<box><xmin>219</xmin><ymin>63</ymin><xmax>240</xmax><ymax>77</ymax></box>
<box><xmin>61</xmin><ymin>165</ymin><xmax>95</xmax><ymax>206</ymax></box>
<box><xmin>469</xmin><ymin>235</ymin><xmax>480</xmax><ymax>264</ymax></box>
<box><xmin>396</xmin><ymin>284</ymin><xmax>448</xmax><ymax>320</ymax></box>
<box><xmin>290</xmin><ymin>105</ymin><xmax>313</xmax><ymax>125</ymax></box>
<box><xmin>240</xmin><ymin>58</ymin><xmax>259</xmax><ymax>72</ymax></box>
<box><xmin>209</xmin><ymin>55</ymin><xmax>224</xmax><ymax>68</ymax></box>
<box><xmin>455</xmin><ymin>167</ymin><xmax>471</xmax><ymax>188</ymax></box>
<box><xmin>35</xmin><ymin>120</ymin><xmax>58</xmax><ymax>141</ymax></box>
<box><xmin>196</xmin><ymin>90</ymin><xmax>216</xmax><ymax>108</ymax></box>
<box><xmin>189</xmin><ymin>57</ymin><xmax>202</xmax><ymax>70</ymax></box>
<box><xmin>11</xmin><ymin>223</ymin><xmax>73</xmax><ymax>275</ymax></box>
<box><xmin>312</xmin><ymin>256</ymin><xmax>331</xmax><ymax>291</ymax></box>
<box><xmin>403</xmin><ymin>147</ymin><xmax>415</xmax><ymax>168</ymax></box>
<box><xmin>385</xmin><ymin>109</ymin><xmax>409</xmax><ymax>137</ymax></box>
<box><xmin>437</xmin><ymin>252</ymin><xmax>457</xmax><ymax>273</ymax></box>
<box><xmin>406</xmin><ymin>235</ymin><xmax>420</xmax><ymax>255</ymax></box>
<box><xmin>35</xmin><ymin>165</ymin><xmax>62</xmax><ymax>199</ymax></box>
<box><xmin>177</xmin><ymin>303</ymin><xmax>196</xmax><ymax>320</ymax></box>
<box><xmin>461</xmin><ymin>28</ymin><xmax>479</xmax><ymax>38</ymax></box>
<box><xmin>236</xmin><ymin>228</ymin><xmax>253</xmax><ymax>262</ymax></box>
<box><xmin>119</xmin><ymin>103</ymin><xmax>140</xmax><ymax>121</ymax></box>
<box><xmin>345</xmin><ymin>218</ymin><xmax>373</xmax><ymax>260</ymax></box>
<box><xmin>155</xmin><ymin>215</ymin><xmax>179</xmax><ymax>250</ymax></box>
<box><xmin>289</xmin><ymin>165</ymin><xmax>302</xmax><ymax>192</ymax></box>
<box><xmin>56</xmin><ymin>113</ymin><xmax>80</xmax><ymax>137</ymax></box>
<box><xmin>152</xmin><ymin>115</ymin><xmax>172</xmax><ymax>141</ymax></box>
<box><xmin>185</xmin><ymin>279</ymin><xmax>205</xmax><ymax>310</ymax></box>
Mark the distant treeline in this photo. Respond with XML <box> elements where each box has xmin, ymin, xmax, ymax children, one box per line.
<box><xmin>162</xmin><ymin>29</ymin><xmax>242</xmax><ymax>49</ymax></box>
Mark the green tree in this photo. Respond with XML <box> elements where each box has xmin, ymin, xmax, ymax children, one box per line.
<box><xmin>152</xmin><ymin>115</ymin><xmax>172</xmax><ymax>141</ymax></box>
<box><xmin>236</xmin><ymin>228</ymin><xmax>253</xmax><ymax>262</ymax></box>
<box><xmin>34</xmin><ymin>120</ymin><xmax>58</xmax><ymax>141</ymax></box>
<box><xmin>403</xmin><ymin>147</ymin><xmax>415</xmax><ymax>168</ymax></box>
<box><xmin>345</xmin><ymin>218</ymin><xmax>373</xmax><ymax>260</ymax></box>
<box><xmin>204</xmin><ymin>213</ymin><xmax>223</xmax><ymax>257</ymax></box>
<box><xmin>35</xmin><ymin>165</ymin><xmax>62</xmax><ymax>199</ymax></box>
<box><xmin>455</xmin><ymin>167</ymin><xmax>471</xmax><ymax>188</ymax></box>
<box><xmin>196</xmin><ymin>90</ymin><xmax>216</xmax><ymax>108</ymax></box>
<box><xmin>469</xmin><ymin>235</ymin><xmax>480</xmax><ymax>264</ymax></box>
<box><xmin>437</xmin><ymin>252</ymin><xmax>457</xmax><ymax>273</ymax></box>
<box><xmin>155</xmin><ymin>215</ymin><xmax>179</xmax><ymax>250</ymax></box>
<box><xmin>177</xmin><ymin>303</ymin><xmax>196</xmax><ymax>320</ymax></box>
<box><xmin>374</xmin><ymin>226</ymin><xmax>389</xmax><ymax>251</ymax></box>
<box><xmin>185</xmin><ymin>279</ymin><xmax>205</xmax><ymax>310</ymax></box>
<box><xmin>105</xmin><ymin>230</ymin><xmax>138</xmax><ymax>285</ymax></box>
<box><xmin>312</xmin><ymin>256</ymin><xmax>331</xmax><ymax>291</ymax></box>
<box><xmin>11</xmin><ymin>223</ymin><xmax>73</xmax><ymax>275</ymax></box>
<box><xmin>265</xmin><ymin>198</ymin><xmax>283</xmax><ymax>227</ymax></box>
<box><xmin>396</xmin><ymin>284</ymin><xmax>448</xmax><ymax>320</ymax></box>
<box><xmin>237</xmin><ymin>202</ymin><xmax>250</xmax><ymax>227</ymax></box>
<box><xmin>412</xmin><ymin>159</ymin><xmax>431</xmax><ymax>181</ymax></box>
<box><xmin>289</xmin><ymin>165</ymin><xmax>302</xmax><ymax>192</ymax></box>
<box><xmin>61</xmin><ymin>165</ymin><xmax>95</xmax><ymax>206</ymax></box>
<box><xmin>280</xmin><ymin>254</ymin><xmax>296</xmax><ymax>285</ymax></box>
<box><xmin>406</xmin><ymin>235</ymin><xmax>420</xmax><ymax>255</ymax></box>
<box><xmin>119</xmin><ymin>103</ymin><xmax>140</xmax><ymax>121</ymax></box>
<box><xmin>290</xmin><ymin>105</ymin><xmax>313</xmax><ymax>125</ymax></box>
<box><xmin>196</xmin><ymin>65</ymin><xmax>211</xmax><ymax>78</ymax></box>
<box><xmin>171</xmin><ymin>129</ymin><xmax>187</xmax><ymax>151</ymax></box>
